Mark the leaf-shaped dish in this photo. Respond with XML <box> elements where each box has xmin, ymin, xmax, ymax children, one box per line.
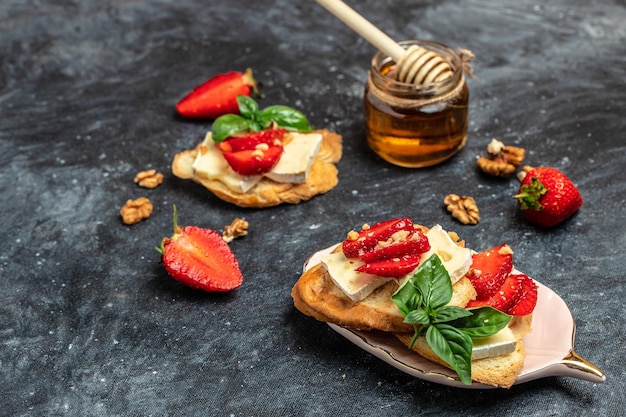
<box><xmin>303</xmin><ymin>245</ymin><xmax>605</xmax><ymax>389</ymax></box>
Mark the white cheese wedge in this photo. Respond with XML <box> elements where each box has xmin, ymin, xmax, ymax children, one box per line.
<box><xmin>471</xmin><ymin>326</ymin><xmax>517</xmax><ymax>359</ymax></box>
<box><xmin>191</xmin><ymin>133</ymin><xmax>262</xmax><ymax>193</ymax></box>
<box><xmin>321</xmin><ymin>251</ymin><xmax>393</xmax><ymax>302</ymax></box>
<box><xmin>420</xmin><ymin>225</ymin><xmax>472</xmax><ymax>284</ymax></box>
<box><xmin>265</xmin><ymin>132</ymin><xmax>322</xmax><ymax>184</ymax></box>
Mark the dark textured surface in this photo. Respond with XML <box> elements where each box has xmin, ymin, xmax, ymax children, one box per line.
<box><xmin>1</xmin><ymin>0</ymin><xmax>625</xmax><ymax>415</ymax></box>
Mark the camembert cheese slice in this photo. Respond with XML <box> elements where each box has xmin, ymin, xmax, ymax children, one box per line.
<box><xmin>321</xmin><ymin>251</ymin><xmax>393</xmax><ymax>302</ymax></box>
<box><xmin>265</xmin><ymin>132</ymin><xmax>322</xmax><ymax>184</ymax></box>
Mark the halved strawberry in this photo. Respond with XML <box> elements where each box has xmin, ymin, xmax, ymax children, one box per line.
<box><xmin>507</xmin><ymin>273</ymin><xmax>538</xmax><ymax>316</ymax></box>
<box><xmin>218</xmin><ymin>129</ymin><xmax>285</xmax><ymax>176</ymax></box>
<box><xmin>467</xmin><ymin>244</ymin><xmax>513</xmax><ymax>299</ymax></box>
<box><xmin>466</xmin><ymin>274</ymin><xmax>522</xmax><ymax>312</ymax></box>
<box><xmin>158</xmin><ymin>207</ymin><xmax>243</xmax><ymax>292</ymax></box>
<box><xmin>358</xmin><ymin>229</ymin><xmax>430</xmax><ymax>263</ymax></box>
<box><xmin>342</xmin><ymin>218</ymin><xmax>415</xmax><ymax>259</ymax></box>
<box><xmin>356</xmin><ymin>254</ymin><xmax>422</xmax><ymax>278</ymax></box>
<box><xmin>176</xmin><ymin>68</ymin><xmax>258</xmax><ymax>120</ymax></box>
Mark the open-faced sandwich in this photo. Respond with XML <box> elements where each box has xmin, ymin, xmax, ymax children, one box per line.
<box><xmin>292</xmin><ymin>218</ymin><xmax>538</xmax><ymax>388</ymax></box>
<box><xmin>172</xmin><ymin>96</ymin><xmax>342</xmax><ymax>208</ymax></box>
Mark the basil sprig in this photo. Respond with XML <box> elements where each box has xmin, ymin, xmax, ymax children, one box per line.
<box><xmin>211</xmin><ymin>95</ymin><xmax>313</xmax><ymax>142</ymax></box>
<box><xmin>391</xmin><ymin>254</ymin><xmax>512</xmax><ymax>385</ymax></box>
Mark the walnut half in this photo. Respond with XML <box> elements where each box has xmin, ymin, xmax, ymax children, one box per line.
<box><xmin>120</xmin><ymin>197</ymin><xmax>153</xmax><ymax>225</ymax></box>
<box><xmin>134</xmin><ymin>169</ymin><xmax>163</xmax><ymax>189</ymax></box>
<box><xmin>222</xmin><ymin>218</ymin><xmax>249</xmax><ymax>243</ymax></box>
<box><xmin>444</xmin><ymin>194</ymin><xmax>480</xmax><ymax>225</ymax></box>
<box><xmin>477</xmin><ymin>138</ymin><xmax>525</xmax><ymax>177</ymax></box>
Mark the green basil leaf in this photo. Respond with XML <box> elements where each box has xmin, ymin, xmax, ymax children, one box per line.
<box><xmin>258</xmin><ymin>105</ymin><xmax>313</xmax><ymax>132</ymax></box>
<box><xmin>236</xmin><ymin>95</ymin><xmax>259</xmax><ymax>120</ymax></box>
<box><xmin>391</xmin><ymin>277</ymin><xmax>422</xmax><ymax>317</ymax></box>
<box><xmin>426</xmin><ymin>323</ymin><xmax>473</xmax><ymax>385</ymax></box>
<box><xmin>211</xmin><ymin>114</ymin><xmax>256</xmax><ymax>142</ymax></box>
<box><xmin>432</xmin><ymin>305</ymin><xmax>472</xmax><ymax>324</ymax></box>
<box><xmin>451</xmin><ymin>307</ymin><xmax>512</xmax><ymax>338</ymax></box>
<box><xmin>414</xmin><ymin>254</ymin><xmax>453</xmax><ymax>310</ymax></box>
<box><xmin>404</xmin><ymin>307</ymin><xmax>430</xmax><ymax>326</ymax></box>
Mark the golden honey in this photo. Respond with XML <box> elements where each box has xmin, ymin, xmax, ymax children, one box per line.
<box><xmin>364</xmin><ymin>40</ymin><xmax>469</xmax><ymax>168</ymax></box>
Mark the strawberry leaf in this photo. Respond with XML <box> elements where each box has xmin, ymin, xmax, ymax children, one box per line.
<box><xmin>514</xmin><ymin>177</ymin><xmax>547</xmax><ymax>210</ymax></box>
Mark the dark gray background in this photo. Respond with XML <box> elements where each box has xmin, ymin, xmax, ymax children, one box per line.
<box><xmin>1</xmin><ymin>0</ymin><xmax>624</xmax><ymax>415</ymax></box>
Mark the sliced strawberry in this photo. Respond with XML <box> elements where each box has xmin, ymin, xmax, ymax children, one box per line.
<box><xmin>467</xmin><ymin>244</ymin><xmax>513</xmax><ymax>299</ymax></box>
<box><xmin>158</xmin><ymin>208</ymin><xmax>243</xmax><ymax>292</ymax></box>
<box><xmin>356</xmin><ymin>254</ymin><xmax>422</xmax><ymax>278</ymax></box>
<box><xmin>342</xmin><ymin>218</ymin><xmax>415</xmax><ymax>259</ymax></box>
<box><xmin>216</xmin><ymin>129</ymin><xmax>285</xmax><ymax>153</ymax></box>
<box><xmin>507</xmin><ymin>273</ymin><xmax>538</xmax><ymax>316</ymax></box>
<box><xmin>466</xmin><ymin>274</ymin><xmax>523</xmax><ymax>313</ymax></box>
<box><xmin>217</xmin><ymin>128</ymin><xmax>285</xmax><ymax>176</ymax></box>
<box><xmin>221</xmin><ymin>145</ymin><xmax>283</xmax><ymax>176</ymax></box>
<box><xmin>358</xmin><ymin>229</ymin><xmax>430</xmax><ymax>263</ymax></box>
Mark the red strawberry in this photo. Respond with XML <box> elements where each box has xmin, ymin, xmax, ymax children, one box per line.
<box><xmin>466</xmin><ymin>274</ymin><xmax>523</xmax><ymax>312</ymax></box>
<box><xmin>176</xmin><ymin>68</ymin><xmax>259</xmax><ymax>119</ymax></box>
<box><xmin>467</xmin><ymin>244</ymin><xmax>513</xmax><ymax>299</ymax></box>
<box><xmin>218</xmin><ymin>129</ymin><xmax>285</xmax><ymax>176</ymax></box>
<box><xmin>157</xmin><ymin>207</ymin><xmax>243</xmax><ymax>292</ymax></box>
<box><xmin>513</xmin><ymin>167</ymin><xmax>582</xmax><ymax>227</ymax></box>
<box><xmin>216</xmin><ymin>129</ymin><xmax>285</xmax><ymax>153</ymax></box>
<box><xmin>342</xmin><ymin>218</ymin><xmax>415</xmax><ymax>259</ymax></box>
<box><xmin>507</xmin><ymin>273</ymin><xmax>538</xmax><ymax>316</ymax></box>
<box><xmin>358</xmin><ymin>229</ymin><xmax>430</xmax><ymax>263</ymax></box>
<box><xmin>356</xmin><ymin>254</ymin><xmax>422</xmax><ymax>278</ymax></box>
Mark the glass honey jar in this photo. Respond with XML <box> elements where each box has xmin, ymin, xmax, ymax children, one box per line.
<box><xmin>364</xmin><ymin>40</ymin><xmax>470</xmax><ymax>168</ymax></box>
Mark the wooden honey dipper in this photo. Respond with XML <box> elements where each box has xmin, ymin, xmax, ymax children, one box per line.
<box><xmin>316</xmin><ymin>0</ymin><xmax>453</xmax><ymax>84</ymax></box>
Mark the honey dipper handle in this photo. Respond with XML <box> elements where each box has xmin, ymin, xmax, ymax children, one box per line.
<box><xmin>316</xmin><ymin>0</ymin><xmax>406</xmax><ymax>62</ymax></box>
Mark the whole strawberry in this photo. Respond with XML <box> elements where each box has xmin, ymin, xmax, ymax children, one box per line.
<box><xmin>157</xmin><ymin>206</ymin><xmax>243</xmax><ymax>292</ymax></box>
<box><xmin>176</xmin><ymin>68</ymin><xmax>258</xmax><ymax>120</ymax></box>
<box><xmin>513</xmin><ymin>167</ymin><xmax>582</xmax><ymax>227</ymax></box>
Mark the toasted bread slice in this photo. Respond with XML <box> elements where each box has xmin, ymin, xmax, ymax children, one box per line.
<box><xmin>393</xmin><ymin>332</ymin><xmax>526</xmax><ymax>388</ymax></box>
<box><xmin>292</xmin><ymin>234</ymin><xmax>534</xmax><ymax>388</ymax></box>
<box><xmin>291</xmin><ymin>259</ymin><xmax>478</xmax><ymax>333</ymax></box>
<box><xmin>171</xmin><ymin>129</ymin><xmax>342</xmax><ymax>208</ymax></box>
<box><xmin>393</xmin><ymin>314</ymin><xmax>533</xmax><ymax>388</ymax></box>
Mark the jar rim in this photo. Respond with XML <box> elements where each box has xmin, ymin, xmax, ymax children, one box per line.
<box><xmin>370</xmin><ymin>39</ymin><xmax>463</xmax><ymax>96</ymax></box>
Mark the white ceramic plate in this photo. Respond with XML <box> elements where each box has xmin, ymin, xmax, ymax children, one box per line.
<box><xmin>303</xmin><ymin>245</ymin><xmax>605</xmax><ymax>389</ymax></box>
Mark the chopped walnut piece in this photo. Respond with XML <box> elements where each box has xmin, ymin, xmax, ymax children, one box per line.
<box><xmin>222</xmin><ymin>218</ymin><xmax>249</xmax><ymax>243</ymax></box>
<box><xmin>477</xmin><ymin>138</ymin><xmax>525</xmax><ymax>177</ymax></box>
<box><xmin>517</xmin><ymin>165</ymin><xmax>534</xmax><ymax>181</ymax></box>
<box><xmin>444</xmin><ymin>194</ymin><xmax>480</xmax><ymax>225</ymax></box>
<box><xmin>134</xmin><ymin>169</ymin><xmax>163</xmax><ymax>189</ymax></box>
<box><xmin>120</xmin><ymin>197</ymin><xmax>153</xmax><ymax>225</ymax></box>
